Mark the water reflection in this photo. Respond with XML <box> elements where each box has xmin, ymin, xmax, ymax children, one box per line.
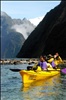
<box><xmin>21</xmin><ymin>74</ymin><xmax>62</xmax><ymax>100</ymax></box>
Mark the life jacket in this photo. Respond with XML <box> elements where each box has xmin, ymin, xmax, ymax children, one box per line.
<box><xmin>37</xmin><ymin>61</ymin><xmax>47</xmax><ymax>70</ymax></box>
<box><xmin>54</xmin><ymin>56</ymin><xmax>63</xmax><ymax>65</ymax></box>
<box><xmin>47</xmin><ymin>58</ymin><xmax>54</xmax><ymax>63</ymax></box>
<box><xmin>47</xmin><ymin>57</ymin><xmax>57</xmax><ymax>68</ymax></box>
<box><xmin>51</xmin><ymin>61</ymin><xmax>56</xmax><ymax>68</ymax></box>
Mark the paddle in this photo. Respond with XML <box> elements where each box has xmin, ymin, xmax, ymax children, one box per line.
<box><xmin>10</xmin><ymin>68</ymin><xmax>66</xmax><ymax>74</ymax></box>
<box><xmin>10</xmin><ymin>66</ymin><xmax>33</xmax><ymax>72</ymax></box>
<box><xmin>61</xmin><ymin>68</ymin><xmax>66</xmax><ymax>74</ymax></box>
<box><xmin>10</xmin><ymin>68</ymin><xmax>21</xmax><ymax>72</ymax></box>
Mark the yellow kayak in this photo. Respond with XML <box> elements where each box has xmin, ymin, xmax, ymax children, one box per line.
<box><xmin>19</xmin><ymin>68</ymin><xmax>60</xmax><ymax>84</ymax></box>
<box><xmin>21</xmin><ymin>74</ymin><xmax>60</xmax><ymax>92</ymax></box>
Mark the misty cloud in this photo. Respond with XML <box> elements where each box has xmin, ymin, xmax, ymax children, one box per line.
<box><xmin>11</xmin><ymin>23</ymin><xmax>35</xmax><ymax>39</ymax></box>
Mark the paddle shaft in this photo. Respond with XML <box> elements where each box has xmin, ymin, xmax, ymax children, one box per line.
<box><xmin>10</xmin><ymin>68</ymin><xmax>66</xmax><ymax>74</ymax></box>
<box><xmin>10</xmin><ymin>68</ymin><xmax>60</xmax><ymax>72</ymax></box>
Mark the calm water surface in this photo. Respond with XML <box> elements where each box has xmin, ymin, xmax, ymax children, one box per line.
<box><xmin>1</xmin><ymin>63</ymin><xmax>66</xmax><ymax>100</ymax></box>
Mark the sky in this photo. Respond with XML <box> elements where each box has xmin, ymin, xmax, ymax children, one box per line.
<box><xmin>1</xmin><ymin>1</ymin><xmax>61</xmax><ymax>20</ymax></box>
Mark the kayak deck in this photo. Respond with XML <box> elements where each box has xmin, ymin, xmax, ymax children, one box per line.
<box><xmin>20</xmin><ymin>69</ymin><xmax>60</xmax><ymax>83</ymax></box>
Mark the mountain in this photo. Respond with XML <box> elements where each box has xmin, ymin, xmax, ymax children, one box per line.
<box><xmin>1</xmin><ymin>12</ymin><xmax>35</xmax><ymax>58</ymax></box>
<box><xmin>29</xmin><ymin>16</ymin><xmax>44</xmax><ymax>26</ymax></box>
<box><xmin>12</xmin><ymin>18</ymin><xmax>35</xmax><ymax>39</ymax></box>
<box><xmin>17</xmin><ymin>1</ymin><xmax>66</xmax><ymax>59</ymax></box>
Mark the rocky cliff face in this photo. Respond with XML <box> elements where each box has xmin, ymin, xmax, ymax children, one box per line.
<box><xmin>1</xmin><ymin>12</ymin><xmax>25</xmax><ymax>58</ymax></box>
<box><xmin>17</xmin><ymin>1</ymin><xmax>66</xmax><ymax>59</ymax></box>
<box><xmin>1</xmin><ymin>12</ymin><xmax>35</xmax><ymax>58</ymax></box>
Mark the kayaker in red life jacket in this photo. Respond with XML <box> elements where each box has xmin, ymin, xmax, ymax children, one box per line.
<box><xmin>37</xmin><ymin>56</ymin><xmax>48</xmax><ymax>70</ymax></box>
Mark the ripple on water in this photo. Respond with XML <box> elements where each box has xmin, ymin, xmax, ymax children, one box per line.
<box><xmin>1</xmin><ymin>64</ymin><xmax>66</xmax><ymax>100</ymax></box>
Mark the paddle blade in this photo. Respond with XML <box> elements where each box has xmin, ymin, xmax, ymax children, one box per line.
<box><xmin>61</xmin><ymin>68</ymin><xmax>66</xmax><ymax>74</ymax></box>
<box><xmin>10</xmin><ymin>69</ymin><xmax>21</xmax><ymax>72</ymax></box>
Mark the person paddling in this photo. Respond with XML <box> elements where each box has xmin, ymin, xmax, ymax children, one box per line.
<box><xmin>54</xmin><ymin>52</ymin><xmax>63</xmax><ymax>65</ymax></box>
<box><xmin>37</xmin><ymin>56</ymin><xmax>48</xmax><ymax>70</ymax></box>
<box><xmin>47</xmin><ymin>54</ymin><xmax>57</xmax><ymax>69</ymax></box>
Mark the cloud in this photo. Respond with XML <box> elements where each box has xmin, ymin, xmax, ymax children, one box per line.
<box><xmin>11</xmin><ymin>23</ymin><xmax>35</xmax><ymax>39</ymax></box>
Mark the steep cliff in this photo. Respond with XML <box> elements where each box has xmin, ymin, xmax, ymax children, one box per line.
<box><xmin>1</xmin><ymin>12</ymin><xmax>35</xmax><ymax>58</ymax></box>
<box><xmin>17</xmin><ymin>1</ymin><xmax>66</xmax><ymax>59</ymax></box>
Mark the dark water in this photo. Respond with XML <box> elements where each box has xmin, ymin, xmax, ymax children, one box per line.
<box><xmin>1</xmin><ymin>64</ymin><xmax>66</xmax><ymax>100</ymax></box>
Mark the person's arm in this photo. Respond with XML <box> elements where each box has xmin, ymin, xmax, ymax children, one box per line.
<box><xmin>32</xmin><ymin>62</ymin><xmax>39</xmax><ymax>70</ymax></box>
<box><xmin>58</xmin><ymin>56</ymin><xmax>63</xmax><ymax>63</ymax></box>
